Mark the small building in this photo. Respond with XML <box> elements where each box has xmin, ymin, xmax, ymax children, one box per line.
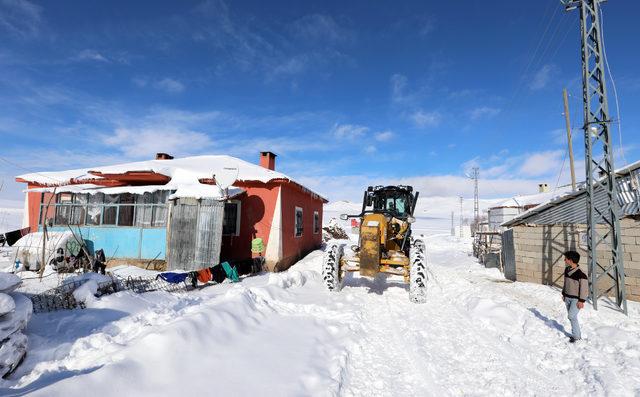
<box><xmin>15</xmin><ymin>152</ymin><xmax>327</xmax><ymax>272</ymax></box>
<box><xmin>487</xmin><ymin>184</ymin><xmax>572</xmax><ymax>232</ymax></box>
<box><xmin>500</xmin><ymin>160</ymin><xmax>640</xmax><ymax>301</ymax></box>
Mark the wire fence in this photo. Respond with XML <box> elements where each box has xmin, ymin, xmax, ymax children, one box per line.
<box><xmin>29</xmin><ymin>274</ymin><xmax>190</xmax><ymax>313</ymax></box>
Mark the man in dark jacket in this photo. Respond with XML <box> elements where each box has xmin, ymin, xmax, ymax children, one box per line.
<box><xmin>562</xmin><ymin>250</ymin><xmax>589</xmax><ymax>343</ymax></box>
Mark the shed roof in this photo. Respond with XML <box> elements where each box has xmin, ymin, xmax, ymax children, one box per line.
<box><xmin>502</xmin><ymin>160</ymin><xmax>640</xmax><ymax>227</ymax></box>
<box><xmin>491</xmin><ymin>188</ymin><xmax>573</xmax><ymax>210</ymax></box>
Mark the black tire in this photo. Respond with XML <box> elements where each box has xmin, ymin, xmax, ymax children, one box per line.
<box><xmin>409</xmin><ymin>239</ymin><xmax>427</xmax><ymax>303</ymax></box>
<box><xmin>322</xmin><ymin>244</ymin><xmax>344</xmax><ymax>292</ymax></box>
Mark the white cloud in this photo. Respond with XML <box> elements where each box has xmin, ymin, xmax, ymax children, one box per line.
<box><xmin>469</xmin><ymin>106</ymin><xmax>501</xmax><ymax>121</ymax></box>
<box><xmin>375</xmin><ymin>131</ymin><xmax>394</xmax><ymax>142</ymax></box>
<box><xmin>102</xmin><ymin>127</ymin><xmax>214</xmax><ymax>158</ymax></box>
<box><xmin>0</xmin><ymin>0</ymin><xmax>42</xmax><ymax>38</ymax></box>
<box><xmin>73</xmin><ymin>49</ymin><xmax>109</xmax><ymax>63</ymax></box>
<box><xmin>364</xmin><ymin>145</ymin><xmax>377</xmax><ymax>154</ymax></box>
<box><xmin>518</xmin><ymin>150</ymin><xmax>565</xmax><ymax>177</ymax></box>
<box><xmin>132</xmin><ymin>77</ymin><xmax>148</xmax><ymax>88</ymax></box>
<box><xmin>298</xmin><ymin>173</ymin><xmax>558</xmax><ymax>203</ymax></box>
<box><xmin>418</xmin><ymin>16</ymin><xmax>436</xmax><ymax>37</ymax></box>
<box><xmin>331</xmin><ymin>123</ymin><xmax>369</xmax><ymax>140</ymax></box>
<box><xmin>271</xmin><ymin>55</ymin><xmax>308</xmax><ymax>77</ymax></box>
<box><xmin>225</xmin><ymin>136</ymin><xmax>331</xmax><ymax>157</ymax></box>
<box><xmin>390</xmin><ymin>74</ymin><xmax>408</xmax><ymax>103</ymax></box>
<box><xmin>461</xmin><ymin>148</ymin><xmax>570</xmax><ymax>182</ymax></box>
<box><xmin>154</xmin><ymin>78</ymin><xmax>185</xmax><ymax>93</ymax></box>
<box><xmin>290</xmin><ymin>14</ymin><xmax>353</xmax><ymax>43</ymax></box>
<box><xmin>411</xmin><ymin>110</ymin><xmax>441</xmax><ymax>128</ymax></box>
<box><xmin>530</xmin><ymin>64</ymin><xmax>559</xmax><ymax>91</ymax></box>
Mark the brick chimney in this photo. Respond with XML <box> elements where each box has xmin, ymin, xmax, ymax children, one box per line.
<box><xmin>260</xmin><ymin>151</ymin><xmax>277</xmax><ymax>171</ymax></box>
<box><xmin>156</xmin><ymin>153</ymin><xmax>174</xmax><ymax>160</ymax></box>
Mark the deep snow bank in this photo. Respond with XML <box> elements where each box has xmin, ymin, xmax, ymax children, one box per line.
<box><xmin>1</xmin><ymin>228</ymin><xmax>640</xmax><ymax>396</ymax></box>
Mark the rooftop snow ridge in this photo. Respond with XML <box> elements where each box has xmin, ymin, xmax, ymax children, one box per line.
<box><xmin>16</xmin><ymin>154</ymin><xmax>326</xmax><ymax>201</ymax></box>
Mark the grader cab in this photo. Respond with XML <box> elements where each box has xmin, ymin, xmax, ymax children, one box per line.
<box><xmin>322</xmin><ymin>185</ymin><xmax>427</xmax><ymax>303</ymax></box>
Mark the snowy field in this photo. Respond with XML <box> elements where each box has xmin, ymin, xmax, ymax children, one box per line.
<box><xmin>0</xmin><ymin>207</ymin><xmax>23</xmax><ymax>235</ymax></box>
<box><xmin>0</xmin><ymin>217</ymin><xmax>639</xmax><ymax>396</ymax></box>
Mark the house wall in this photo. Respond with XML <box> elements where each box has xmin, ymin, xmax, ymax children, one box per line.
<box><xmin>278</xmin><ymin>183</ymin><xmax>324</xmax><ymax>271</ymax></box>
<box><xmin>219</xmin><ymin>183</ymin><xmax>280</xmax><ymax>264</ymax></box>
<box><xmin>488</xmin><ymin>207</ymin><xmax>520</xmax><ymax>231</ymax></box>
<box><xmin>166</xmin><ymin>198</ymin><xmax>223</xmax><ymax>271</ymax></box>
<box><xmin>22</xmin><ymin>179</ymin><xmax>324</xmax><ymax>271</ymax></box>
<box><xmin>26</xmin><ymin>184</ymin><xmax>55</xmax><ymax>232</ymax></box>
<box><xmin>49</xmin><ymin>226</ymin><xmax>167</xmax><ymax>260</ymax></box>
<box><xmin>509</xmin><ymin>217</ymin><xmax>640</xmax><ymax>302</ymax></box>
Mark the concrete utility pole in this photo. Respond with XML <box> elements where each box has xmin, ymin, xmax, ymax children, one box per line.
<box><xmin>451</xmin><ymin>211</ymin><xmax>455</xmax><ymax>236</ymax></box>
<box><xmin>562</xmin><ymin>0</ymin><xmax>627</xmax><ymax>313</ymax></box>
<box><xmin>563</xmin><ymin>88</ymin><xmax>577</xmax><ymax>191</ymax></box>
<box><xmin>459</xmin><ymin>196</ymin><xmax>464</xmax><ymax>238</ymax></box>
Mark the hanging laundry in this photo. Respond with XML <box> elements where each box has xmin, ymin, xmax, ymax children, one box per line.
<box><xmin>209</xmin><ymin>265</ymin><xmax>227</xmax><ymax>283</ymax></box>
<box><xmin>221</xmin><ymin>262</ymin><xmax>239</xmax><ymax>282</ymax></box>
<box><xmin>157</xmin><ymin>272</ymin><xmax>189</xmax><ymax>284</ymax></box>
<box><xmin>196</xmin><ymin>268</ymin><xmax>212</xmax><ymax>283</ymax></box>
<box><xmin>251</xmin><ymin>238</ymin><xmax>264</xmax><ymax>254</ymax></box>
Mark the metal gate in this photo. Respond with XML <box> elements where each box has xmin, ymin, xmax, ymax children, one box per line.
<box><xmin>167</xmin><ymin>198</ymin><xmax>224</xmax><ymax>271</ymax></box>
<box><xmin>501</xmin><ymin>228</ymin><xmax>516</xmax><ymax>281</ymax></box>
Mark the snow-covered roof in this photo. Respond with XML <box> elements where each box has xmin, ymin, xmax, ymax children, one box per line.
<box><xmin>491</xmin><ymin>188</ymin><xmax>574</xmax><ymax>209</ymax></box>
<box><xmin>26</xmin><ymin>183</ymin><xmax>246</xmax><ymax>200</ymax></box>
<box><xmin>502</xmin><ymin>159</ymin><xmax>640</xmax><ymax>227</ymax></box>
<box><xmin>17</xmin><ymin>155</ymin><xmax>325</xmax><ymax>201</ymax></box>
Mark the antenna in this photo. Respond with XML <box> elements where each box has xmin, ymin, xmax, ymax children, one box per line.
<box><xmin>213</xmin><ymin>166</ymin><xmax>239</xmax><ymax>200</ymax></box>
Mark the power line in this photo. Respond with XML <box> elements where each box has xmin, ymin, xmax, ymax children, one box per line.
<box><xmin>0</xmin><ymin>156</ymin><xmax>65</xmax><ymax>184</ymax></box>
<box><xmin>600</xmin><ymin>8</ymin><xmax>627</xmax><ymax>167</ymax></box>
<box><xmin>504</xmin><ymin>5</ymin><xmax>563</xmax><ymax>113</ymax></box>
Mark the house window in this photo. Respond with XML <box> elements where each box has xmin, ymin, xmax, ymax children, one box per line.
<box><xmin>54</xmin><ymin>193</ymin><xmax>73</xmax><ymax>225</ymax></box>
<box><xmin>152</xmin><ymin>191</ymin><xmax>169</xmax><ymax>227</ymax></box>
<box><xmin>313</xmin><ymin>210</ymin><xmax>320</xmax><ymax>234</ymax></box>
<box><xmin>102</xmin><ymin>194</ymin><xmax>118</xmax><ymax>225</ymax></box>
<box><xmin>117</xmin><ymin>193</ymin><xmax>135</xmax><ymax>226</ymax></box>
<box><xmin>134</xmin><ymin>193</ymin><xmax>154</xmax><ymax>227</ymax></box>
<box><xmin>223</xmin><ymin>201</ymin><xmax>241</xmax><ymax>236</ymax></box>
<box><xmin>47</xmin><ymin>191</ymin><xmax>169</xmax><ymax>228</ymax></box>
<box><xmin>85</xmin><ymin>194</ymin><xmax>103</xmax><ymax>225</ymax></box>
<box><xmin>70</xmin><ymin>194</ymin><xmax>87</xmax><ymax>225</ymax></box>
<box><xmin>295</xmin><ymin>207</ymin><xmax>303</xmax><ymax>237</ymax></box>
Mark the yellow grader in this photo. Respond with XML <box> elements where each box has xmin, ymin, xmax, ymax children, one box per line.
<box><xmin>322</xmin><ymin>185</ymin><xmax>427</xmax><ymax>303</ymax></box>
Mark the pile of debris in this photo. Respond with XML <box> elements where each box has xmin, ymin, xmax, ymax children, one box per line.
<box><xmin>0</xmin><ymin>273</ymin><xmax>32</xmax><ymax>378</ymax></box>
<box><xmin>322</xmin><ymin>218</ymin><xmax>349</xmax><ymax>242</ymax></box>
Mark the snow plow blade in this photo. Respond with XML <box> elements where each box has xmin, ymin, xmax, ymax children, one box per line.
<box><xmin>359</xmin><ymin>224</ymin><xmax>380</xmax><ymax>277</ymax></box>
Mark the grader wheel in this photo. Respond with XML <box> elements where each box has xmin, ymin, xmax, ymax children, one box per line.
<box><xmin>322</xmin><ymin>243</ymin><xmax>344</xmax><ymax>292</ymax></box>
<box><xmin>409</xmin><ymin>239</ymin><xmax>427</xmax><ymax>303</ymax></box>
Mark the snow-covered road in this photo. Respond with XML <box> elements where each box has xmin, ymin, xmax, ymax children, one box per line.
<box><xmin>2</xmin><ymin>229</ymin><xmax>640</xmax><ymax>396</ymax></box>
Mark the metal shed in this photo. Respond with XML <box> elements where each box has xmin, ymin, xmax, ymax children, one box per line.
<box><xmin>166</xmin><ymin>198</ymin><xmax>224</xmax><ymax>271</ymax></box>
<box><xmin>502</xmin><ymin>160</ymin><xmax>640</xmax><ymax>227</ymax></box>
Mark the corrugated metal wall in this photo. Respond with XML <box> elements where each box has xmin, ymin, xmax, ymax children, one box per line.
<box><xmin>167</xmin><ymin>198</ymin><xmax>224</xmax><ymax>271</ymax></box>
<box><xmin>501</xmin><ymin>229</ymin><xmax>516</xmax><ymax>281</ymax></box>
<box><xmin>194</xmin><ymin>199</ymin><xmax>224</xmax><ymax>269</ymax></box>
<box><xmin>518</xmin><ymin>172</ymin><xmax>639</xmax><ymax>225</ymax></box>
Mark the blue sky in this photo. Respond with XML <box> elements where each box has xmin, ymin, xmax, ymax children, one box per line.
<box><xmin>1</xmin><ymin>0</ymin><xmax>639</xmax><ymax>203</ymax></box>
